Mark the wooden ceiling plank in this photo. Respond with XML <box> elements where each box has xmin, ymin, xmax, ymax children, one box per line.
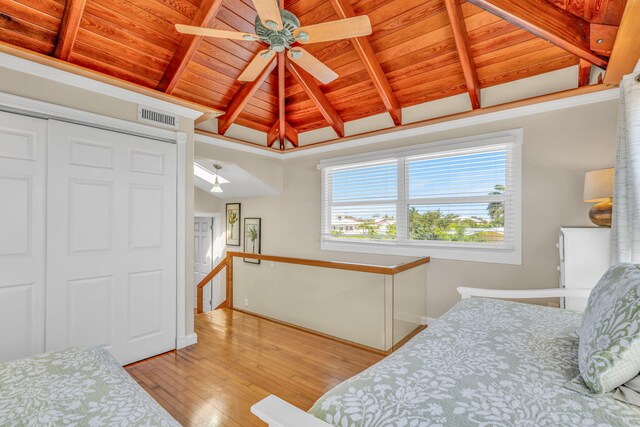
<box><xmin>218</xmin><ymin>57</ymin><xmax>277</xmax><ymax>135</ymax></box>
<box><xmin>157</xmin><ymin>0</ymin><xmax>224</xmax><ymax>93</ymax></box>
<box><xmin>55</xmin><ymin>0</ymin><xmax>86</xmax><ymax>60</ymax></box>
<box><xmin>479</xmin><ymin>54</ymin><xmax>579</xmax><ymax>87</ymax></box>
<box><xmin>286</xmin><ymin>61</ymin><xmax>345</xmax><ymax>137</ymax></box>
<box><xmin>70</xmin><ymin>51</ymin><xmax>159</xmax><ymax>87</ymax></box>
<box><xmin>578</xmin><ymin>59</ymin><xmax>591</xmax><ymax>87</ymax></box>
<box><xmin>3</xmin><ymin>1</ymin><xmax>61</xmax><ymax>32</ymax></box>
<box><xmin>77</xmin><ymin>7</ymin><xmax>174</xmax><ymax>61</ymax></box>
<box><xmin>0</xmin><ymin>27</ymin><xmax>53</xmax><ymax>54</ymax></box>
<box><xmin>329</xmin><ymin>0</ymin><xmax>402</xmax><ymax>125</ymax></box>
<box><xmin>234</xmin><ymin>115</ymin><xmax>272</xmax><ymax>132</ymax></box>
<box><xmin>603</xmin><ymin>0</ymin><xmax>640</xmax><ymax>85</ymax></box>
<box><xmin>444</xmin><ymin>0</ymin><xmax>481</xmax><ymax>109</ymax></box>
<box><xmin>71</xmin><ymin>40</ymin><xmax>164</xmax><ymax>83</ymax></box>
<box><xmin>466</xmin><ymin>0</ymin><xmax>608</xmax><ymax>68</ymax></box>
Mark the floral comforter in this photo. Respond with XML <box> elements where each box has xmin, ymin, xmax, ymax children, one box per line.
<box><xmin>0</xmin><ymin>346</ymin><xmax>178</xmax><ymax>426</ymax></box>
<box><xmin>309</xmin><ymin>298</ymin><xmax>640</xmax><ymax>426</ymax></box>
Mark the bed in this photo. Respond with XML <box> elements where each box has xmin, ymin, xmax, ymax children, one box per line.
<box><xmin>0</xmin><ymin>346</ymin><xmax>179</xmax><ymax>426</ymax></box>
<box><xmin>252</xmin><ymin>288</ymin><xmax>640</xmax><ymax>426</ymax></box>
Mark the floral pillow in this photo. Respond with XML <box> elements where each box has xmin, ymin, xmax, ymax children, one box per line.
<box><xmin>578</xmin><ymin>263</ymin><xmax>640</xmax><ymax>394</ymax></box>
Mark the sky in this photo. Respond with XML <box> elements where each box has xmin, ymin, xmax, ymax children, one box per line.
<box><xmin>330</xmin><ymin>149</ymin><xmax>507</xmax><ymax>221</ymax></box>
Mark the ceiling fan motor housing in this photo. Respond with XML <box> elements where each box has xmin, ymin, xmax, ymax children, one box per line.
<box><xmin>255</xmin><ymin>9</ymin><xmax>300</xmax><ymax>52</ymax></box>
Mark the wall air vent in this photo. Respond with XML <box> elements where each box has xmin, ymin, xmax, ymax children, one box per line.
<box><xmin>137</xmin><ymin>105</ymin><xmax>179</xmax><ymax>129</ymax></box>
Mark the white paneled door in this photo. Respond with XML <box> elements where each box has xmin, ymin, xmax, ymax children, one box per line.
<box><xmin>0</xmin><ymin>112</ymin><xmax>47</xmax><ymax>363</ymax></box>
<box><xmin>194</xmin><ymin>217</ymin><xmax>213</xmax><ymax>311</ymax></box>
<box><xmin>46</xmin><ymin>120</ymin><xmax>177</xmax><ymax>365</ymax></box>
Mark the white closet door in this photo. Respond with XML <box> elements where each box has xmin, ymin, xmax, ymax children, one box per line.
<box><xmin>46</xmin><ymin>120</ymin><xmax>177</xmax><ymax>365</ymax></box>
<box><xmin>0</xmin><ymin>112</ymin><xmax>46</xmax><ymax>362</ymax></box>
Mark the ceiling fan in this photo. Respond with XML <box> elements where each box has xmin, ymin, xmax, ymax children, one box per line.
<box><xmin>175</xmin><ymin>0</ymin><xmax>372</xmax><ymax>85</ymax></box>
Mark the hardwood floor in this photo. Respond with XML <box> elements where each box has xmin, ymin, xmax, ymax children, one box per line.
<box><xmin>126</xmin><ymin>308</ymin><xmax>384</xmax><ymax>426</ymax></box>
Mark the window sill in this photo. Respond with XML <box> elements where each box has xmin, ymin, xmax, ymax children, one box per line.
<box><xmin>321</xmin><ymin>240</ymin><xmax>522</xmax><ymax>265</ymax></box>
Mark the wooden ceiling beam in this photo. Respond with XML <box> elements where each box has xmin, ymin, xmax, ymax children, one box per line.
<box><xmin>603</xmin><ymin>0</ymin><xmax>640</xmax><ymax>85</ymax></box>
<box><xmin>157</xmin><ymin>0</ymin><xmax>224</xmax><ymax>93</ymax></box>
<box><xmin>195</xmin><ymin>112</ymin><xmax>218</xmax><ymax>125</ymax></box>
<box><xmin>590</xmin><ymin>24</ymin><xmax>618</xmax><ymax>56</ymax></box>
<box><xmin>267</xmin><ymin>120</ymin><xmax>279</xmax><ymax>147</ymax></box>
<box><xmin>578</xmin><ymin>59</ymin><xmax>591</xmax><ymax>87</ymax></box>
<box><xmin>444</xmin><ymin>0</ymin><xmax>481</xmax><ymax>109</ymax></box>
<box><xmin>286</xmin><ymin>61</ymin><xmax>345</xmax><ymax>137</ymax></box>
<box><xmin>277</xmin><ymin>52</ymin><xmax>286</xmax><ymax>150</ymax></box>
<box><xmin>466</xmin><ymin>0</ymin><xmax>608</xmax><ymax>68</ymax></box>
<box><xmin>329</xmin><ymin>0</ymin><xmax>402</xmax><ymax>126</ymax></box>
<box><xmin>54</xmin><ymin>0</ymin><xmax>87</xmax><ymax>60</ymax></box>
<box><xmin>218</xmin><ymin>57</ymin><xmax>277</xmax><ymax>135</ymax></box>
<box><xmin>285</xmin><ymin>122</ymin><xmax>298</xmax><ymax>148</ymax></box>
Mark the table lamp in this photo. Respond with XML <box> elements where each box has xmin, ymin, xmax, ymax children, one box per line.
<box><xmin>583</xmin><ymin>168</ymin><xmax>614</xmax><ymax>227</ymax></box>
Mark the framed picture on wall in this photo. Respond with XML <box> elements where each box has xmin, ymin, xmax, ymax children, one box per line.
<box><xmin>226</xmin><ymin>203</ymin><xmax>241</xmax><ymax>246</ymax></box>
<box><xmin>243</xmin><ymin>218</ymin><xmax>261</xmax><ymax>264</ymax></box>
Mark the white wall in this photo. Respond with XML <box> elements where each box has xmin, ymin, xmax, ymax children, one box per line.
<box><xmin>196</xmin><ymin>99</ymin><xmax>618</xmax><ymax>318</ymax></box>
<box><xmin>195</xmin><ymin>187</ymin><xmax>223</xmax><ymax>214</ymax></box>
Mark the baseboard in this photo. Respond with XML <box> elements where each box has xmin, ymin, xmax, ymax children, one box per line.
<box><xmin>176</xmin><ymin>333</ymin><xmax>198</xmax><ymax>349</ymax></box>
<box><xmin>424</xmin><ymin>317</ymin><xmax>438</xmax><ymax>325</ymax></box>
<box><xmin>394</xmin><ymin>311</ymin><xmax>432</xmax><ymax>326</ymax></box>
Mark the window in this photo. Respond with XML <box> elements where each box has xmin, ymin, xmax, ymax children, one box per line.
<box><xmin>320</xmin><ymin>130</ymin><xmax>522</xmax><ymax>264</ymax></box>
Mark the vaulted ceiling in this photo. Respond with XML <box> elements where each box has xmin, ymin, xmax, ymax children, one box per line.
<box><xmin>0</xmin><ymin>0</ymin><xmax>629</xmax><ymax>150</ymax></box>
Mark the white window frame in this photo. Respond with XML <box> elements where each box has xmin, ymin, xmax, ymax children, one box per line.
<box><xmin>319</xmin><ymin>129</ymin><xmax>523</xmax><ymax>265</ymax></box>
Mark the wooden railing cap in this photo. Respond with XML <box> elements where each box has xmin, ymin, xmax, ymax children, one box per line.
<box><xmin>226</xmin><ymin>251</ymin><xmax>429</xmax><ymax>275</ymax></box>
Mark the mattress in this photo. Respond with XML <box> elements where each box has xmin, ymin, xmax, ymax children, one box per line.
<box><xmin>309</xmin><ymin>298</ymin><xmax>640</xmax><ymax>426</ymax></box>
<box><xmin>0</xmin><ymin>346</ymin><xmax>178</xmax><ymax>426</ymax></box>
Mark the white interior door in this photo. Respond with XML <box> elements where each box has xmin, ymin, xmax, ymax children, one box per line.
<box><xmin>194</xmin><ymin>217</ymin><xmax>213</xmax><ymax>311</ymax></box>
<box><xmin>0</xmin><ymin>112</ymin><xmax>46</xmax><ymax>362</ymax></box>
<box><xmin>46</xmin><ymin>120</ymin><xmax>177</xmax><ymax>365</ymax></box>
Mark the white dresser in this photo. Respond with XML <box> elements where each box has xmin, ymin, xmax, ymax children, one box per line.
<box><xmin>558</xmin><ymin>227</ymin><xmax>611</xmax><ymax>311</ymax></box>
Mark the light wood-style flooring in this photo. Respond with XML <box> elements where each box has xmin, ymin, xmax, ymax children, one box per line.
<box><xmin>126</xmin><ymin>308</ymin><xmax>383</xmax><ymax>426</ymax></box>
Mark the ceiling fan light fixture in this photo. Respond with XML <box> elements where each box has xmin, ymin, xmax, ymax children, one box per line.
<box><xmin>295</xmin><ymin>31</ymin><xmax>309</xmax><ymax>43</ymax></box>
<box><xmin>265</xmin><ymin>19</ymin><xmax>279</xmax><ymax>30</ymax></box>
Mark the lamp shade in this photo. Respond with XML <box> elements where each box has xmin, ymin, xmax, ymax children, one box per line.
<box><xmin>583</xmin><ymin>168</ymin><xmax>614</xmax><ymax>202</ymax></box>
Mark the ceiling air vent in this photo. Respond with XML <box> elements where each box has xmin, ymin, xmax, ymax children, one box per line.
<box><xmin>137</xmin><ymin>106</ymin><xmax>179</xmax><ymax>129</ymax></box>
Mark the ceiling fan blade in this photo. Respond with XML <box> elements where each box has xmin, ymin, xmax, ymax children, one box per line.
<box><xmin>251</xmin><ymin>0</ymin><xmax>283</xmax><ymax>30</ymax></box>
<box><xmin>175</xmin><ymin>24</ymin><xmax>258</xmax><ymax>41</ymax></box>
<box><xmin>287</xmin><ymin>48</ymin><xmax>338</xmax><ymax>84</ymax></box>
<box><xmin>239</xmin><ymin>49</ymin><xmax>276</xmax><ymax>81</ymax></box>
<box><xmin>293</xmin><ymin>15</ymin><xmax>372</xmax><ymax>44</ymax></box>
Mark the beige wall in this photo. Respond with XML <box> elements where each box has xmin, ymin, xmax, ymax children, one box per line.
<box><xmin>199</xmin><ymin>100</ymin><xmax>618</xmax><ymax>318</ymax></box>
<box><xmin>0</xmin><ymin>69</ymin><xmax>198</xmax><ymax>337</ymax></box>
<box><xmin>195</xmin><ymin>187</ymin><xmax>223</xmax><ymax>214</ymax></box>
